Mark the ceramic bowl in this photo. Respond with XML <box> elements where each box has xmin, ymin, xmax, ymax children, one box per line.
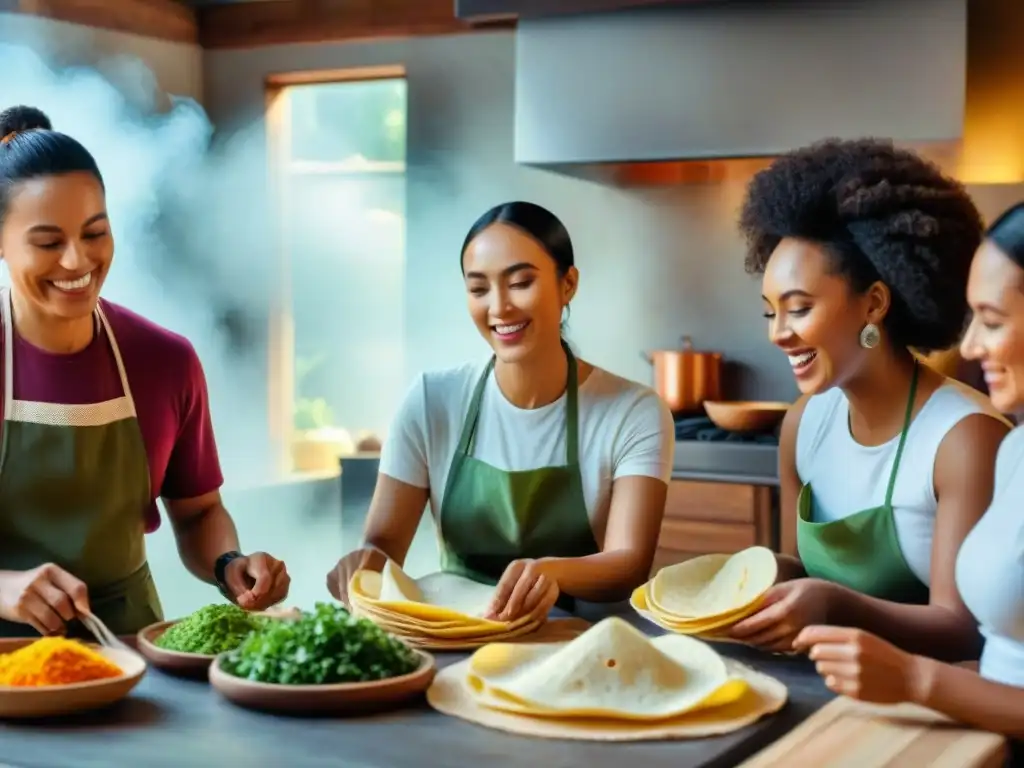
<box><xmin>136</xmin><ymin>620</ymin><xmax>215</xmax><ymax>678</ymax></box>
<box><xmin>704</xmin><ymin>401</ymin><xmax>790</xmax><ymax>433</ymax></box>
<box><xmin>208</xmin><ymin>649</ymin><xmax>437</xmax><ymax>715</ymax></box>
<box><xmin>0</xmin><ymin>639</ymin><xmax>146</xmax><ymax>718</ymax></box>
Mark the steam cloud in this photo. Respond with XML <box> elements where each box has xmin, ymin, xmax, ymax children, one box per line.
<box><xmin>0</xmin><ymin>41</ymin><xmax>275</xmax><ymax>482</ymax></box>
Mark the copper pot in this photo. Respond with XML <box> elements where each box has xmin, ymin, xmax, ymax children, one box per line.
<box><xmin>641</xmin><ymin>336</ymin><xmax>723</xmax><ymax>415</ymax></box>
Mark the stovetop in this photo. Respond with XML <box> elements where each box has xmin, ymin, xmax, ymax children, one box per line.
<box><xmin>674</xmin><ymin>415</ymin><xmax>779</xmax><ymax>445</ymax></box>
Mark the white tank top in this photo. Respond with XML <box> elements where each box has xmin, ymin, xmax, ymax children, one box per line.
<box><xmin>956</xmin><ymin>426</ymin><xmax>1024</xmax><ymax>686</ymax></box>
<box><xmin>796</xmin><ymin>379</ymin><xmax>1006</xmax><ymax>586</ymax></box>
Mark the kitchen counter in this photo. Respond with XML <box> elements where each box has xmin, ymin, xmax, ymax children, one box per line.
<box><xmin>0</xmin><ymin>611</ymin><xmax>831</xmax><ymax>768</ymax></box>
<box><xmin>672</xmin><ymin>440</ymin><xmax>778</xmax><ymax>486</ymax></box>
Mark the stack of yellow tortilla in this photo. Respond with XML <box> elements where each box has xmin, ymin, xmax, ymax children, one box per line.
<box><xmin>426</xmin><ymin>616</ymin><xmax>788</xmax><ymax>741</ymax></box>
<box><xmin>630</xmin><ymin>547</ymin><xmax>777</xmax><ymax>640</ymax></box>
<box><xmin>348</xmin><ymin>560</ymin><xmax>582</xmax><ymax>650</ymax></box>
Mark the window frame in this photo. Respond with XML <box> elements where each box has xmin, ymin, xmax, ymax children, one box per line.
<box><xmin>265</xmin><ymin>65</ymin><xmax>408</xmax><ymax>478</ymax></box>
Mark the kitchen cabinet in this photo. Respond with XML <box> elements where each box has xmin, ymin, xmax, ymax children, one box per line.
<box><xmin>651</xmin><ymin>479</ymin><xmax>775</xmax><ymax>574</ymax></box>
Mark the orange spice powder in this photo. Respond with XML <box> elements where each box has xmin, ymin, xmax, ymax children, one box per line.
<box><xmin>0</xmin><ymin>637</ymin><xmax>123</xmax><ymax>687</ymax></box>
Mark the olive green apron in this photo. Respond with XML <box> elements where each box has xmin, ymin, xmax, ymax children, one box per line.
<box><xmin>0</xmin><ymin>288</ymin><xmax>163</xmax><ymax>637</ymax></box>
<box><xmin>437</xmin><ymin>342</ymin><xmax>600</xmax><ymax>613</ymax></box>
<box><xmin>796</xmin><ymin>362</ymin><xmax>930</xmax><ymax>604</ymax></box>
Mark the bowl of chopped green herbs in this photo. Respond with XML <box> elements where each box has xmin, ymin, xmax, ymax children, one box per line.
<box><xmin>137</xmin><ymin>603</ymin><xmax>275</xmax><ymax>677</ymax></box>
<box><xmin>208</xmin><ymin>602</ymin><xmax>436</xmax><ymax>714</ymax></box>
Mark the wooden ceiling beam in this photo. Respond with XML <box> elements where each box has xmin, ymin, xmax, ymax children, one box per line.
<box><xmin>197</xmin><ymin>0</ymin><xmax>516</xmax><ymax>51</ymax></box>
<box><xmin>9</xmin><ymin>0</ymin><xmax>197</xmax><ymax>44</ymax></box>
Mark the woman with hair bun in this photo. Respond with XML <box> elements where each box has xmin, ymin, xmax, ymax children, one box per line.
<box><xmin>326</xmin><ymin>201</ymin><xmax>675</xmax><ymax>622</ymax></box>
<box><xmin>793</xmin><ymin>203</ymin><xmax>1024</xmax><ymax>746</ymax></box>
<box><xmin>728</xmin><ymin>138</ymin><xmax>1009</xmax><ymax>659</ymax></box>
<box><xmin>0</xmin><ymin>105</ymin><xmax>291</xmax><ymax>637</ymax></box>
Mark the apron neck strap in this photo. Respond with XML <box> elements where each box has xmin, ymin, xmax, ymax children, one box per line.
<box><xmin>2</xmin><ymin>288</ymin><xmax>13</xmax><ymax>417</ymax></box>
<box><xmin>883</xmin><ymin>360</ymin><xmax>920</xmax><ymax>507</ymax></box>
<box><xmin>0</xmin><ymin>289</ymin><xmax>135</xmax><ymax>417</ymax></box>
<box><xmin>457</xmin><ymin>339</ymin><xmax>580</xmax><ymax>464</ymax></box>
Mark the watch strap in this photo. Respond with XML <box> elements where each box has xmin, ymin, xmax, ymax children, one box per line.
<box><xmin>214</xmin><ymin>550</ymin><xmax>243</xmax><ymax>595</ymax></box>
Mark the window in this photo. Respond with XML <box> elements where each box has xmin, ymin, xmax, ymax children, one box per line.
<box><xmin>267</xmin><ymin>70</ymin><xmax>407</xmax><ymax>476</ymax></box>
<box><xmin>287</xmin><ymin>79</ymin><xmax>406</xmax><ymax>168</ymax></box>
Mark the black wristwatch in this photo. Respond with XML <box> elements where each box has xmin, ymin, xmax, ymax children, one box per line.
<box><xmin>214</xmin><ymin>550</ymin><xmax>244</xmax><ymax>598</ymax></box>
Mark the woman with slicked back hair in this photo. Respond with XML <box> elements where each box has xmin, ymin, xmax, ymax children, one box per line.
<box><xmin>0</xmin><ymin>105</ymin><xmax>290</xmax><ymax>638</ymax></box>
<box><xmin>327</xmin><ymin>201</ymin><xmax>675</xmax><ymax>621</ymax></box>
<box><xmin>794</xmin><ymin>202</ymin><xmax>1024</xmax><ymax>751</ymax></box>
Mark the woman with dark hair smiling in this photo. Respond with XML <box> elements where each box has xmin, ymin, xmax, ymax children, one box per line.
<box><xmin>327</xmin><ymin>201</ymin><xmax>675</xmax><ymax>621</ymax></box>
<box><xmin>728</xmin><ymin>139</ymin><xmax>1009</xmax><ymax>659</ymax></box>
<box><xmin>0</xmin><ymin>105</ymin><xmax>291</xmax><ymax>639</ymax></box>
<box><xmin>792</xmin><ymin>203</ymin><xmax>1024</xmax><ymax>745</ymax></box>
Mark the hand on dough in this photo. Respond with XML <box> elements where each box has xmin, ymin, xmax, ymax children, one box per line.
<box><xmin>485</xmin><ymin>559</ymin><xmax>559</xmax><ymax>622</ymax></box>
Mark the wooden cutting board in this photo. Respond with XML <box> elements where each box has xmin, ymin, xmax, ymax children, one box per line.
<box><xmin>737</xmin><ymin>695</ymin><xmax>1007</xmax><ymax>768</ymax></box>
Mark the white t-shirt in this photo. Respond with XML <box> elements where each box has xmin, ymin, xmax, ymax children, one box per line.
<box><xmin>796</xmin><ymin>379</ymin><xmax>1007</xmax><ymax>586</ymax></box>
<box><xmin>379</xmin><ymin>359</ymin><xmax>676</xmax><ymax>545</ymax></box>
<box><xmin>956</xmin><ymin>425</ymin><xmax>1024</xmax><ymax>687</ymax></box>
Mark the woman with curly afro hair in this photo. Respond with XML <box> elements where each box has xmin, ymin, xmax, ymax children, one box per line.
<box><xmin>727</xmin><ymin>138</ymin><xmax>1010</xmax><ymax>662</ymax></box>
<box><xmin>793</xmin><ymin>203</ymin><xmax>1024</xmax><ymax>748</ymax></box>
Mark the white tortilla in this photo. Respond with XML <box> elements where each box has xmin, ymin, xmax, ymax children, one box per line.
<box><xmin>427</xmin><ymin>657</ymin><xmax>788</xmax><ymax>742</ymax></box>
<box><xmin>350</xmin><ymin>562</ymin><xmax>504</xmax><ymax>623</ymax></box>
<box><xmin>650</xmin><ymin>547</ymin><xmax>777</xmax><ymax>619</ymax></box>
<box><xmin>631</xmin><ymin>585</ymin><xmax>758</xmax><ymax>636</ymax></box>
<box><xmin>465</xmin><ymin>617</ymin><xmax>746</xmax><ymax>720</ymax></box>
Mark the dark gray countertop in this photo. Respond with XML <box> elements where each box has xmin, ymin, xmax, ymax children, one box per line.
<box><xmin>672</xmin><ymin>441</ymin><xmax>779</xmax><ymax>486</ymax></box>
<box><xmin>0</xmin><ymin>611</ymin><xmax>831</xmax><ymax>768</ymax></box>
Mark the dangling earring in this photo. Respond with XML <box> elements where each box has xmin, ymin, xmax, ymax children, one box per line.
<box><xmin>859</xmin><ymin>323</ymin><xmax>881</xmax><ymax>349</ymax></box>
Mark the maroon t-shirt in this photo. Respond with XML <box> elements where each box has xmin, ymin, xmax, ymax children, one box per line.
<box><xmin>0</xmin><ymin>300</ymin><xmax>224</xmax><ymax>533</ymax></box>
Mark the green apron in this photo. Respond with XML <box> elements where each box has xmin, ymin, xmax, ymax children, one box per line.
<box><xmin>0</xmin><ymin>288</ymin><xmax>163</xmax><ymax>638</ymax></box>
<box><xmin>796</xmin><ymin>362</ymin><xmax>930</xmax><ymax>604</ymax></box>
<box><xmin>437</xmin><ymin>342</ymin><xmax>600</xmax><ymax>612</ymax></box>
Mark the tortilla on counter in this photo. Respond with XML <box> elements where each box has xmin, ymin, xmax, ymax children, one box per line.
<box><xmin>351</xmin><ymin>561</ymin><xmax>504</xmax><ymax>622</ymax></box>
<box><xmin>347</xmin><ymin>561</ymin><xmax>585</xmax><ymax>650</ymax></box>
<box><xmin>400</xmin><ymin>618</ymin><xmax>592</xmax><ymax>651</ymax></box>
<box><xmin>428</xmin><ymin>656</ymin><xmax>788</xmax><ymax>742</ymax></box>
<box><xmin>465</xmin><ymin>617</ymin><xmax>747</xmax><ymax>720</ymax></box>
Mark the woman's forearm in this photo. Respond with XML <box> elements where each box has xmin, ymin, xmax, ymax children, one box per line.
<box><xmin>912</xmin><ymin>656</ymin><xmax>1024</xmax><ymax>740</ymax></box>
<box><xmin>359</xmin><ymin>474</ymin><xmax>429</xmax><ymax>569</ymax></box>
<box><xmin>172</xmin><ymin>502</ymin><xmax>241</xmax><ymax>583</ymax></box>
<box><xmin>541</xmin><ymin>549</ymin><xmax>648</xmax><ymax>602</ymax></box>
<box><xmin>831</xmin><ymin>586</ymin><xmax>982</xmax><ymax>661</ymax></box>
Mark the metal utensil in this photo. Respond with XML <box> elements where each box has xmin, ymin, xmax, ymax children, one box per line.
<box><xmin>79</xmin><ymin>611</ymin><xmax>132</xmax><ymax>653</ymax></box>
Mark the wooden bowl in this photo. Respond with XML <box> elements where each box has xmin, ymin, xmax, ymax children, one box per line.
<box><xmin>136</xmin><ymin>607</ymin><xmax>302</xmax><ymax>679</ymax></box>
<box><xmin>208</xmin><ymin>649</ymin><xmax>437</xmax><ymax>715</ymax></box>
<box><xmin>0</xmin><ymin>640</ymin><xmax>146</xmax><ymax>718</ymax></box>
<box><xmin>136</xmin><ymin>620</ymin><xmax>215</xmax><ymax>678</ymax></box>
<box><xmin>704</xmin><ymin>401</ymin><xmax>790</xmax><ymax>433</ymax></box>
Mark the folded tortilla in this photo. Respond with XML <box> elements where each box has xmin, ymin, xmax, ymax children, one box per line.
<box><xmin>650</xmin><ymin>547</ymin><xmax>777</xmax><ymax>619</ymax></box>
<box><xmin>349</xmin><ymin>561</ymin><xmax>508</xmax><ymax>624</ymax></box>
<box><xmin>465</xmin><ymin>616</ymin><xmax>747</xmax><ymax>720</ymax></box>
<box><xmin>632</xmin><ymin>584</ymin><xmax>762</xmax><ymax>636</ymax></box>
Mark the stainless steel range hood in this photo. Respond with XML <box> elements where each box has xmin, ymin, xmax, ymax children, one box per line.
<box><xmin>500</xmin><ymin>0</ymin><xmax>969</xmax><ymax>184</ymax></box>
